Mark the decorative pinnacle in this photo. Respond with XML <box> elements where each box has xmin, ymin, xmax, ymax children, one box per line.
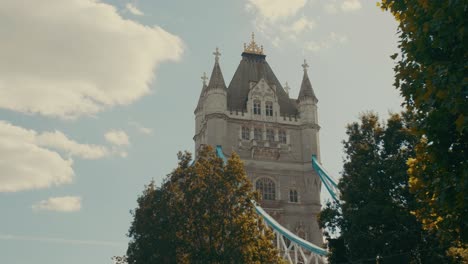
<box><xmin>213</xmin><ymin>47</ymin><xmax>221</xmax><ymax>62</ymax></box>
<box><xmin>302</xmin><ymin>59</ymin><xmax>309</xmax><ymax>72</ymax></box>
<box><xmin>243</xmin><ymin>32</ymin><xmax>264</xmax><ymax>55</ymax></box>
<box><xmin>201</xmin><ymin>72</ymin><xmax>208</xmax><ymax>85</ymax></box>
<box><xmin>284</xmin><ymin>82</ymin><xmax>290</xmax><ymax>95</ymax></box>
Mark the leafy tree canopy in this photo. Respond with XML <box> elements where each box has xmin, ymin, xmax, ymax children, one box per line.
<box><xmin>123</xmin><ymin>146</ymin><xmax>283</xmax><ymax>264</ymax></box>
<box><xmin>319</xmin><ymin>113</ymin><xmax>448</xmax><ymax>263</ymax></box>
<box><xmin>379</xmin><ymin>1</ymin><xmax>467</xmax><ymax>260</ymax></box>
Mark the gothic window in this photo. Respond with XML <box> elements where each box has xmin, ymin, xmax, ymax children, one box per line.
<box><xmin>256</xmin><ymin>178</ymin><xmax>276</xmax><ymax>200</ymax></box>
<box><xmin>279</xmin><ymin>130</ymin><xmax>287</xmax><ymax>144</ymax></box>
<box><xmin>265</xmin><ymin>101</ymin><xmax>273</xmax><ymax>116</ymax></box>
<box><xmin>266</xmin><ymin>128</ymin><xmax>274</xmax><ymax>142</ymax></box>
<box><xmin>241</xmin><ymin>126</ymin><xmax>250</xmax><ymax>140</ymax></box>
<box><xmin>289</xmin><ymin>189</ymin><xmax>298</xmax><ymax>203</ymax></box>
<box><xmin>254</xmin><ymin>128</ymin><xmax>262</xmax><ymax>141</ymax></box>
<box><xmin>253</xmin><ymin>100</ymin><xmax>261</xmax><ymax>115</ymax></box>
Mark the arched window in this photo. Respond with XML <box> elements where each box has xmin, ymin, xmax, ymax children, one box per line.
<box><xmin>289</xmin><ymin>189</ymin><xmax>298</xmax><ymax>203</ymax></box>
<box><xmin>253</xmin><ymin>100</ymin><xmax>261</xmax><ymax>115</ymax></box>
<box><xmin>241</xmin><ymin>126</ymin><xmax>250</xmax><ymax>140</ymax></box>
<box><xmin>265</xmin><ymin>101</ymin><xmax>273</xmax><ymax>116</ymax></box>
<box><xmin>256</xmin><ymin>178</ymin><xmax>276</xmax><ymax>200</ymax></box>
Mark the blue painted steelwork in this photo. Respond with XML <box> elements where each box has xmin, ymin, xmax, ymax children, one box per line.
<box><xmin>215</xmin><ymin>145</ymin><xmax>328</xmax><ymax>259</ymax></box>
<box><xmin>254</xmin><ymin>203</ymin><xmax>327</xmax><ymax>256</ymax></box>
<box><xmin>312</xmin><ymin>155</ymin><xmax>339</xmax><ymax>202</ymax></box>
<box><xmin>215</xmin><ymin>145</ymin><xmax>228</xmax><ymax>164</ymax></box>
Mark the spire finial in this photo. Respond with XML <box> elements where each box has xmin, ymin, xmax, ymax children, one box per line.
<box><xmin>243</xmin><ymin>32</ymin><xmax>264</xmax><ymax>55</ymax></box>
<box><xmin>284</xmin><ymin>82</ymin><xmax>290</xmax><ymax>95</ymax></box>
<box><xmin>201</xmin><ymin>72</ymin><xmax>208</xmax><ymax>85</ymax></box>
<box><xmin>213</xmin><ymin>47</ymin><xmax>221</xmax><ymax>62</ymax></box>
<box><xmin>302</xmin><ymin>59</ymin><xmax>309</xmax><ymax>72</ymax></box>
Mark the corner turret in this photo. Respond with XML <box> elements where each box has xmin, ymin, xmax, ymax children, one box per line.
<box><xmin>204</xmin><ymin>47</ymin><xmax>227</xmax><ymax>114</ymax></box>
<box><xmin>297</xmin><ymin>59</ymin><xmax>318</xmax><ymax>125</ymax></box>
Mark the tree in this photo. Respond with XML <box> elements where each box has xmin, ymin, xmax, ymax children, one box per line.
<box><xmin>379</xmin><ymin>1</ymin><xmax>467</xmax><ymax>260</ymax></box>
<box><xmin>319</xmin><ymin>113</ymin><xmax>448</xmax><ymax>263</ymax></box>
<box><xmin>124</xmin><ymin>146</ymin><xmax>283</xmax><ymax>264</ymax></box>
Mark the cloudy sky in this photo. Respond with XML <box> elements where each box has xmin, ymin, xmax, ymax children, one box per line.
<box><xmin>0</xmin><ymin>0</ymin><xmax>402</xmax><ymax>263</ymax></box>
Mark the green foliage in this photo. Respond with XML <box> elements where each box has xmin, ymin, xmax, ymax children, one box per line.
<box><xmin>124</xmin><ymin>146</ymin><xmax>282</xmax><ymax>264</ymax></box>
<box><xmin>319</xmin><ymin>113</ymin><xmax>448</xmax><ymax>263</ymax></box>
<box><xmin>380</xmin><ymin>1</ymin><xmax>467</xmax><ymax>260</ymax></box>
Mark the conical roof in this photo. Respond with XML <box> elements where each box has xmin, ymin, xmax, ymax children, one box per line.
<box><xmin>195</xmin><ymin>82</ymin><xmax>207</xmax><ymax>113</ymax></box>
<box><xmin>227</xmin><ymin>53</ymin><xmax>297</xmax><ymax>115</ymax></box>
<box><xmin>206</xmin><ymin>49</ymin><xmax>227</xmax><ymax>91</ymax></box>
<box><xmin>297</xmin><ymin>61</ymin><xmax>317</xmax><ymax>102</ymax></box>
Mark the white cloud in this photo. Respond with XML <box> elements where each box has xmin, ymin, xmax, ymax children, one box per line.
<box><xmin>341</xmin><ymin>0</ymin><xmax>362</xmax><ymax>12</ymax></box>
<box><xmin>0</xmin><ymin>121</ymin><xmax>74</xmax><ymax>192</ymax></box>
<box><xmin>125</xmin><ymin>3</ymin><xmax>143</xmax><ymax>16</ymax></box>
<box><xmin>246</xmin><ymin>0</ymin><xmax>307</xmax><ymax>22</ymax></box>
<box><xmin>282</xmin><ymin>16</ymin><xmax>316</xmax><ymax>35</ymax></box>
<box><xmin>105</xmin><ymin>130</ymin><xmax>130</xmax><ymax>146</ymax></box>
<box><xmin>32</xmin><ymin>196</ymin><xmax>81</xmax><ymax>212</ymax></box>
<box><xmin>324</xmin><ymin>3</ymin><xmax>338</xmax><ymax>14</ymax></box>
<box><xmin>306</xmin><ymin>32</ymin><xmax>348</xmax><ymax>52</ymax></box>
<box><xmin>128</xmin><ymin>121</ymin><xmax>153</xmax><ymax>135</ymax></box>
<box><xmin>0</xmin><ymin>0</ymin><xmax>183</xmax><ymax>119</ymax></box>
<box><xmin>36</xmin><ymin>131</ymin><xmax>109</xmax><ymax>159</ymax></box>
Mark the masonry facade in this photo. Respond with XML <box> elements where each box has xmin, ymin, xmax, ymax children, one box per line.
<box><xmin>194</xmin><ymin>35</ymin><xmax>322</xmax><ymax>245</ymax></box>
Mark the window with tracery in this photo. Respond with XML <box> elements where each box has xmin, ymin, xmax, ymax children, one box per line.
<box><xmin>254</xmin><ymin>128</ymin><xmax>262</xmax><ymax>141</ymax></box>
<box><xmin>253</xmin><ymin>100</ymin><xmax>261</xmax><ymax>115</ymax></box>
<box><xmin>289</xmin><ymin>189</ymin><xmax>298</xmax><ymax>203</ymax></box>
<box><xmin>265</xmin><ymin>101</ymin><xmax>273</xmax><ymax>116</ymax></box>
<box><xmin>256</xmin><ymin>178</ymin><xmax>276</xmax><ymax>200</ymax></box>
<box><xmin>279</xmin><ymin>130</ymin><xmax>287</xmax><ymax>144</ymax></box>
<box><xmin>266</xmin><ymin>128</ymin><xmax>274</xmax><ymax>142</ymax></box>
<box><xmin>241</xmin><ymin>126</ymin><xmax>250</xmax><ymax>140</ymax></box>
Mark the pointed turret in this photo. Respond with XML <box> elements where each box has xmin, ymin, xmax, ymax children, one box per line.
<box><xmin>195</xmin><ymin>72</ymin><xmax>208</xmax><ymax>113</ymax></box>
<box><xmin>297</xmin><ymin>59</ymin><xmax>319</xmax><ymax>125</ymax></box>
<box><xmin>206</xmin><ymin>47</ymin><xmax>227</xmax><ymax>91</ymax></box>
<box><xmin>297</xmin><ymin>59</ymin><xmax>318</xmax><ymax>103</ymax></box>
<box><xmin>204</xmin><ymin>47</ymin><xmax>227</xmax><ymax>115</ymax></box>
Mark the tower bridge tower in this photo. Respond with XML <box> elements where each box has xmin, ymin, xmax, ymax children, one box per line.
<box><xmin>194</xmin><ymin>34</ymin><xmax>322</xmax><ymax>245</ymax></box>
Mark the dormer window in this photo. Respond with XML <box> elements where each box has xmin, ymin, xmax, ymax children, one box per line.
<box><xmin>265</xmin><ymin>101</ymin><xmax>273</xmax><ymax>116</ymax></box>
<box><xmin>279</xmin><ymin>130</ymin><xmax>287</xmax><ymax>144</ymax></box>
<box><xmin>241</xmin><ymin>126</ymin><xmax>250</xmax><ymax>140</ymax></box>
<box><xmin>253</xmin><ymin>100</ymin><xmax>261</xmax><ymax>115</ymax></box>
<box><xmin>254</xmin><ymin>128</ymin><xmax>262</xmax><ymax>141</ymax></box>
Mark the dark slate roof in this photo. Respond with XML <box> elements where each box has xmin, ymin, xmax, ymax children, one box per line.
<box><xmin>298</xmin><ymin>71</ymin><xmax>317</xmax><ymax>102</ymax></box>
<box><xmin>227</xmin><ymin>53</ymin><xmax>298</xmax><ymax>116</ymax></box>
<box><xmin>207</xmin><ymin>60</ymin><xmax>227</xmax><ymax>90</ymax></box>
<box><xmin>194</xmin><ymin>83</ymin><xmax>207</xmax><ymax>113</ymax></box>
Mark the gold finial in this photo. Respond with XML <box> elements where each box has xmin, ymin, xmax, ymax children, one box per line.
<box><xmin>243</xmin><ymin>32</ymin><xmax>264</xmax><ymax>55</ymax></box>
<box><xmin>201</xmin><ymin>72</ymin><xmax>208</xmax><ymax>85</ymax></box>
<box><xmin>213</xmin><ymin>47</ymin><xmax>221</xmax><ymax>62</ymax></box>
<box><xmin>284</xmin><ymin>82</ymin><xmax>290</xmax><ymax>95</ymax></box>
<box><xmin>302</xmin><ymin>59</ymin><xmax>309</xmax><ymax>72</ymax></box>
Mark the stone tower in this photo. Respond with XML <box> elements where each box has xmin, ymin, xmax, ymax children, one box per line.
<box><xmin>194</xmin><ymin>34</ymin><xmax>322</xmax><ymax>245</ymax></box>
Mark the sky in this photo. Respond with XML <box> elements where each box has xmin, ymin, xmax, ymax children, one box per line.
<box><xmin>0</xmin><ymin>0</ymin><xmax>403</xmax><ymax>263</ymax></box>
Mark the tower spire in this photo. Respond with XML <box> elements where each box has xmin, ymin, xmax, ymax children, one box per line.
<box><xmin>207</xmin><ymin>47</ymin><xmax>226</xmax><ymax>90</ymax></box>
<box><xmin>201</xmin><ymin>72</ymin><xmax>208</xmax><ymax>86</ymax></box>
<box><xmin>298</xmin><ymin>59</ymin><xmax>317</xmax><ymax>102</ymax></box>
<box><xmin>243</xmin><ymin>32</ymin><xmax>264</xmax><ymax>55</ymax></box>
